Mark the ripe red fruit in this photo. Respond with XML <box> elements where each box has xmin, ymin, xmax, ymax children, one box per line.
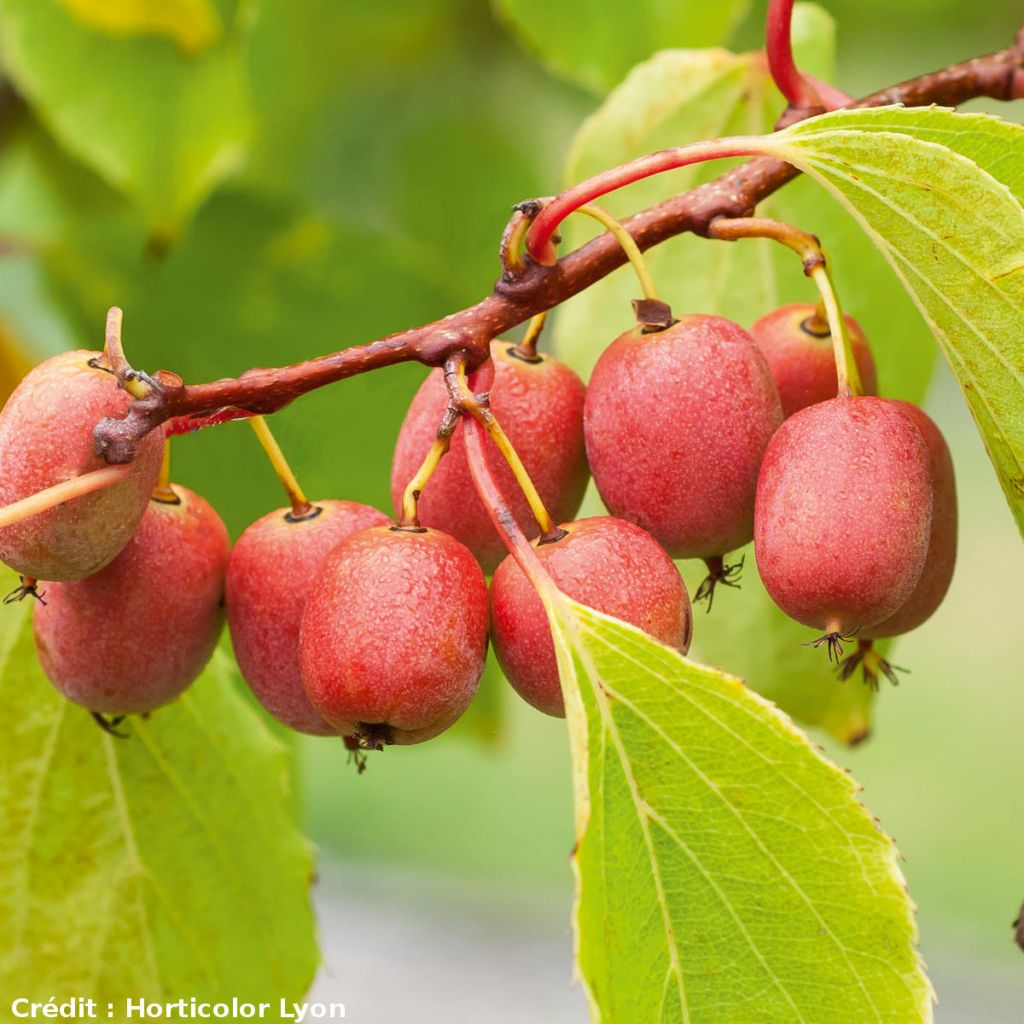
<box><xmin>226</xmin><ymin>500</ymin><xmax>391</xmax><ymax>736</ymax></box>
<box><xmin>750</xmin><ymin>303</ymin><xmax>878</xmax><ymax>417</ymax></box>
<box><xmin>754</xmin><ymin>395</ymin><xmax>933</xmax><ymax>642</ymax></box>
<box><xmin>390</xmin><ymin>341</ymin><xmax>588</xmax><ymax>573</ymax></box>
<box><xmin>864</xmin><ymin>402</ymin><xmax>956</xmax><ymax>638</ymax></box>
<box><xmin>490</xmin><ymin>516</ymin><xmax>692</xmax><ymax>717</ymax></box>
<box><xmin>583</xmin><ymin>315</ymin><xmax>783</xmax><ymax>561</ymax></box>
<box><xmin>300</xmin><ymin>526</ymin><xmax>489</xmax><ymax>746</ymax></box>
<box><xmin>0</xmin><ymin>351</ymin><xmax>164</xmax><ymax>580</ymax></box>
<box><xmin>34</xmin><ymin>485</ymin><xmax>229</xmax><ymax>715</ymax></box>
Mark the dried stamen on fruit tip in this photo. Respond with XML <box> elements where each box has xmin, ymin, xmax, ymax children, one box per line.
<box><xmin>343</xmin><ymin>735</ymin><xmax>369</xmax><ymax>775</ymax></box>
<box><xmin>3</xmin><ymin>576</ymin><xmax>46</xmax><ymax>605</ymax></box>
<box><xmin>354</xmin><ymin>722</ymin><xmax>394</xmax><ymax>752</ymax></box>
<box><xmin>90</xmin><ymin>712</ymin><xmax>129</xmax><ymax>739</ymax></box>
<box><xmin>803</xmin><ymin>623</ymin><xmax>859</xmax><ymax>663</ymax></box>
<box><xmin>836</xmin><ymin>639</ymin><xmax>908</xmax><ymax>690</ymax></box>
<box><xmin>694</xmin><ymin>554</ymin><xmax>745</xmax><ymax>613</ymax></box>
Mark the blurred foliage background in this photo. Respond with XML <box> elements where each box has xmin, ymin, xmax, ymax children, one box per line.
<box><xmin>0</xmin><ymin>0</ymin><xmax>1021</xmax><ymax>1009</ymax></box>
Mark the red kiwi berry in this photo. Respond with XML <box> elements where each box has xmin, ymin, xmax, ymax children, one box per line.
<box><xmin>750</xmin><ymin>303</ymin><xmax>878</xmax><ymax>417</ymax></box>
<box><xmin>300</xmin><ymin>525</ymin><xmax>490</xmax><ymax>749</ymax></box>
<box><xmin>0</xmin><ymin>351</ymin><xmax>164</xmax><ymax>582</ymax></box>
<box><xmin>754</xmin><ymin>395</ymin><xmax>933</xmax><ymax>660</ymax></box>
<box><xmin>490</xmin><ymin>516</ymin><xmax>692</xmax><ymax>717</ymax></box>
<box><xmin>33</xmin><ymin>484</ymin><xmax>229</xmax><ymax>730</ymax></box>
<box><xmin>839</xmin><ymin>401</ymin><xmax>957</xmax><ymax>687</ymax></box>
<box><xmin>583</xmin><ymin>315</ymin><xmax>783</xmax><ymax>605</ymax></box>
<box><xmin>227</xmin><ymin>499</ymin><xmax>392</xmax><ymax>736</ymax></box>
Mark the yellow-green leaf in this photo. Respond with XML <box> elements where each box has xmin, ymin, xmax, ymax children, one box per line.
<box><xmin>766</xmin><ymin>106</ymin><xmax>1024</xmax><ymax>538</ymax></box>
<box><xmin>546</xmin><ymin>594</ymin><xmax>931</xmax><ymax>1023</ymax></box>
<box><xmin>0</xmin><ymin>572</ymin><xmax>319</xmax><ymax>1008</ymax></box>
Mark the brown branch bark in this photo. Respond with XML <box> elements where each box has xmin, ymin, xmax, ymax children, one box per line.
<box><xmin>95</xmin><ymin>38</ymin><xmax>1024</xmax><ymax>463</ymax></box>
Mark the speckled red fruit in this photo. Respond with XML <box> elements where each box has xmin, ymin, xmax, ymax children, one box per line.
<box><xmin>865</xmin><ymin>401</ymin><xmax>956</xmax><ymax>638</ymax></box>
<box><xmin>754</xmin><ymin>396</ymin><xmax>932</xmax><ymax>634</ymax></box>
<box><xmin>0</xmin><ymin>351</ymin><xmax>164</xmax><ymax>580</ymax></box>
<box><xmin>300</xmin><ymin>526</ymin><xmax>489</xmax><ymax>745</ymax></box>
<box><xmin>583</xmin><ymin>316</ymin><xmax>783</xmax><ymax>560</ymax></box>
<box><xmin>750</xmin><ymin>303</ymin><xmax>878</xmax><ymax>417</ymax></box>
<box><xmin>34</xmin><ymin>485</ymin><xmax>229</xmax><ymax>714</ymax></box>
<box><xmin>227</xmin><ymin>500</ymin><xmax>391</xmax><ymax>736</ymax></box>
<box><xmin>391</xmin><ymin>341</ymin><xmax>588</xmax><ymax>573</ymax></box>
<box><xmin>491</xmin><ymin>516</ymin><xmax>692</xmax><ymax>717</ymax></box>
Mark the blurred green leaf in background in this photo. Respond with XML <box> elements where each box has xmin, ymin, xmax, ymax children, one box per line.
<box><xmin>494</xmin><ymin>0</ymin><xmax>750</xmax><ymax>93</ymax></box>
<box><xmin>0</xmin><ymin>570</ymin><xmax>318</xmax><ymax>1010</ymax></box>
<box><xmin>0</xmin><ymin>0</ymin><xmax>252</xmax><ymax>240</ymax></box>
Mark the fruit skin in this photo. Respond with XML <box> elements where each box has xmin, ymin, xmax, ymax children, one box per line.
<box><xmin>226</xmin><ymin>500</ymin><xmax>391</xmax><ymax>736</ymax></box>
<box><xmin>490</xmin><ymin>516</ymin><xmax>692</xmax><ymax>717</ymax></box>
<box><xmin>300</xmin><ymin>526</ymin><xmax>489</xmax><ymax>745</ymax></box>
<box><xmin>754</xmin><ymin>395</ymin><xmax>933</xmax><ymax>633</ymax></box>
<box><xmin>750</xmin><ymin>303</ymin><xmax>878</xmax><ymax>417</ymax></box>
<box><xmin>390</xmin><ymin>341</ymin><xmax>588</xmax><ymax>573</ymax></box>
<box><xmin>33</xmin><ymin>485</ymin><xmax>230</xmax><ymax>715</ymax></box>
<box><xmin>864</xmin><ymin>401</ymin><xmax>956</xmax><ymax>638</ymax></box>
<box><xmin>584</xmin><ymin>315</ymin><xmax>783</xmax><ymax>560</ymax></box>
<box><xmin>0</xmin><ymin>350</ymin><xmax>165</xmax><ymax>580</ymax></box>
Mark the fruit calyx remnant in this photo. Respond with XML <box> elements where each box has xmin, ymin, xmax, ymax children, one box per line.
<box><xmin>802</xmin><ymin>622</ymin><xmax>860</xmax><ymax>663</ymax></box>
<box><xmin>4</xmin><ymin>576</ymin><xmax>46</xmax><ymax>605</ymax></box>
<box><xmin>837</xmin><ymin>639</ymin><xmax>907</xmax><ymax>690</ymax></box>
<box><xmin>354</xmin><ymin>722</ymin><xmax>395</xmax><ymax>751</ymax></box>
<box><xmin>694</xmin><ymin>555</ymin><xmax>745</xmax><ymax>612</ymax></box>
<box><xmin>285</xmin><ymin>505</ymin><xmax>324</xmax><ymax>524</ymax></box>
<box><xmin>799</xmin><ymin>314</ymin><xmax>831</xmax><ymax>339</ymax></box>
<box><xmin>90</xmin><ymin>711</ymin><xmax>128</xmax><ymax>738</ymax></box>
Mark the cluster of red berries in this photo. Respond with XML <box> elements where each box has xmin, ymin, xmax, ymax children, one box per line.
<box><xmin>0</xmin><ymin>300</ymin><xmax>956</xmax><ymax>749</ymax></box>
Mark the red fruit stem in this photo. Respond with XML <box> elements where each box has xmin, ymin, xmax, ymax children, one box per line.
<box><xmin>523</xmin><ymin>137</ymin><xmax>770</xmax><ymax>266</ymax></box>
<box><xmin>168</xmin><ymin>407</ymin><xmax>255</xmax><ymax>435</ymax></box>
<box><xmin>445</xmin><ymin>354</ymin><xmax>560</xmax><ymax>538</ymax></box>
<box><xmin>462</xmin><ymin>365</ymin><xmax>555</xmax><ymax>595</ymax></box>
<box><xmin>766</xmin><ymin>0</ymin><xmax>826</xmax><ymax>109</ymax></box>
<box><xmin>805</xmin><ymin>74</ymin><xmax>855</xmax><ymax>110</ymax></box>
<box><xmin>88</xmin><ymin>38</ymin><xmax>1024</xmax><ymax>463</ymax></box>
<box><xmin>0</xmin><ymin>465</ymin><xmax>131</xmax><ymax>530</ymax></box>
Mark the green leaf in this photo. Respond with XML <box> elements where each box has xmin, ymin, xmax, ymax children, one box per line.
<box><xmin>55</xmin><ymin>0</ymin><xmax>222</xmax><ymax>55</ymax></box>
<box><xmin>0</xmin><ymin>0</ymin><xmax>252</xmax><ymax>236</ymax></box>
<box><xmin>0</xmin><ymin>571</ymin><xmax>319</xmax><ymax>1005</ymax></box>
<box><xmin>546</xmin><ymin>595</ymin><xmax>931</xmax><ymax>1023</ymax></box>
<box><xmin>766</xmin><ymin>106</ymin><xmax>1024</xmax><ymax>538</ymax></box>
<box><xmin>494</xmin><ymin>0</ymin><xmax>750</xmax><ymax>94</ymax></box>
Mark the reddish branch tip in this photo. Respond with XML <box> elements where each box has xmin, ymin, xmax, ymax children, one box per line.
<box><xmin>766</xmin><ymin>0</ymin><xmax>824</xmax><ymax>109</ymax></box>
<box><xmin>522</xmin><ymin>139</ymin><xmax>764</xmax><ymax>266</ymax></box>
